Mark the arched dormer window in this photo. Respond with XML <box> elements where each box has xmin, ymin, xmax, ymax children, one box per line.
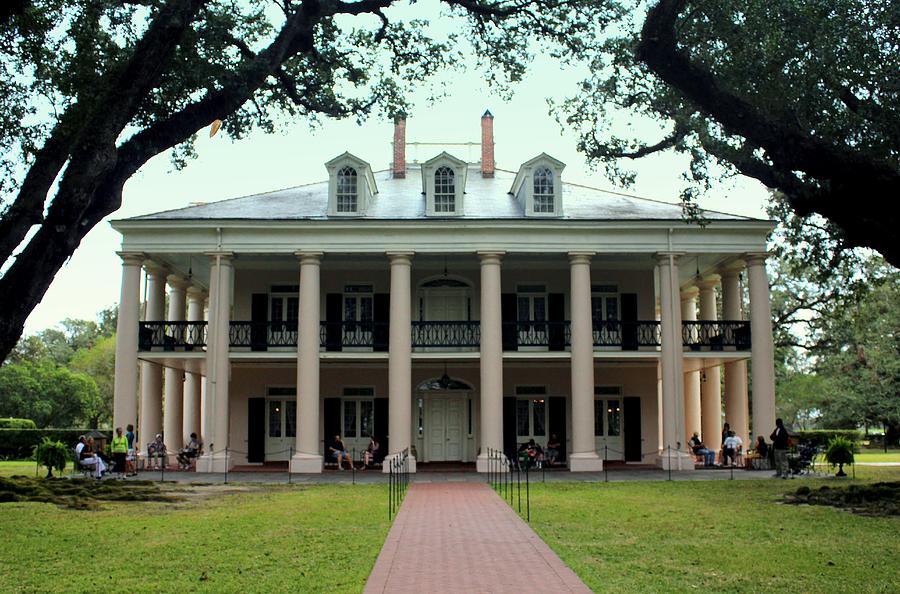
<box><xmin>336</xmin><ymin>166</ymin><xmax>358</xmax><ymax>213</ymax></box>
<box><xmin>533</xmin><ymin>168</ymin><xmax>554</xmax><ymax>213</ymax></box>
<box><xmin>434</xmin><ymin>166</ymin><xmax>455</xmax><ymax>212</ymax></box>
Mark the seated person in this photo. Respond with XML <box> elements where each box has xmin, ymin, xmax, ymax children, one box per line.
<box><xmin>146</xmin><ymin>434</ymin><xmax>168</xmax><ymax>470</ymax></box>
<box><xmin>722</xmin><ymin>431</ymin><xmax>743</xmax><ymax>466</ymax></box>
<box><xmin>328</xmin><ymin>435</ymin><xmax>353</xmax><ymax>470</ymax></box>
<box><xmin>689</xmin><ymin>432</ymin><xmax>716</xmax><ymax>467</ymax></box>
<box><xmin>545</xmin><ymin>434</ymin><xmax>561</xmax><ymax>467</ymax></box>
<box><xmin>176</xmin><ymin>433</ymin><xmax>203</xmax><ymax>469</ymax></box>
<box><xmin>754</xmin><ymin>435</ymin><xmax>769</xmax><ymax>459</ymax></box>
<box><xmin>75</xmin><ymin>436</ymin><xmax>106</xmax><ymax>479</ymax></box>
<box><xmin>361</xmin><ymin>437</ymin><xmax>380</xmax><ymax>470</ymax></box>
<box><xmin>519</xmin><ymin>439</ymin><xmax>544</xmax><ymax>468</ymax></box>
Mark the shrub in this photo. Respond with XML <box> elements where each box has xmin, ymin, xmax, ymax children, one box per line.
<box><xmin>0</xmin><ymin>418</ymin><xmax>37</xmax><ymax>429</ymax></box>
<box><xmin>32</xmin><ymin>438</ymin><xmax>69</xmax><ymax>478</ymax></box>
<box><xmin>0</xmin><ymin>429</ymin><xmax>99</xmax><ymax>459</ymax></box>
<box><xmin>824</xmin><ymin>436</ymin><xmax>856</xmax><ymax>477</ymax></box>
<box><xmin>794</xmin><ymin>429</ymin><xmax>862</xmax><ymax>448</ymax></box>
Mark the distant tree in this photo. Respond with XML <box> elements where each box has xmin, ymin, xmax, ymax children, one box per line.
<box><xmin>561</xmin><ymin>0</ymin><xmax>899</xmax><ymax>266</ymax></box>
<box><xmin>0</xmin><ymin>361</ymin><xmax>99</xmax><ymax>427</ymax></box>
<box><xmin>69</xmin><ymin>334</ymin><xmax>116</xmax><ymax>428</ymax></box>
<box><xmin>0</xmin><ymin>0</ymin><xmax>618</xmax><ymax>364</ymax></box>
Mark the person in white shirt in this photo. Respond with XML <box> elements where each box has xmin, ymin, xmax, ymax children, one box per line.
<box><xmin>74</xmin><ymin>436</ymin><xmax>106</xmax><ymax>479</ymax></box>
<box><xmin>722</xmin><ymin>431</ymin><xmax>743</xmax><ymax>466</ymax></box>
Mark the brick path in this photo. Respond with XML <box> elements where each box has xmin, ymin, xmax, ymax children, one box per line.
<box><xmin>363</xmin><ymin>482</ymin><xmax>592</xmax><ymax>594</ymax></box>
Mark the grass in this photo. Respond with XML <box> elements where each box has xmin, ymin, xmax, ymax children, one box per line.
<box><xmin>855</xmin><ymin>451</ymin><xmax>900</xmax><ymax>463</ymax></box>
<box><xmin>0</xmin><ymin>460</ymin><xmax>42</xmax><ymax>477</ymax></box>
<box><xmin>524</xmin><ymin>467</ymin><xmax>900</xmax><ymax>593</ymax></box>
<box><xmin>0</xmin><ymin>482</ymin><xmax>389</xmax><ymax>593</ymax></box>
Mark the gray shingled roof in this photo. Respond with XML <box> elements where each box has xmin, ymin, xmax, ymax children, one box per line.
<box><xmin>129</xmin><ymin>167</ymin><xmax>757</xmax><ymax>221</ymax></box>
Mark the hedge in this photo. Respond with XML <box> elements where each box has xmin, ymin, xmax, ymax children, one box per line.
<box><xmin>0</xmin><ymin>418</ymin><xmax>37</xmax><ymax>429</ymax></box>
<box><xmin>0</xmin><ymin>429</ymin><xmax>109</xmax><ymax>459</ymax></box>
<box><xmin>793</xmin><ymin>429</ymin><xmax>863</xmax><ymax>448</ymax></box>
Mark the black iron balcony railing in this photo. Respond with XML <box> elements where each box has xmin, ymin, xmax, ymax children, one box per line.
<box><xmin>138</xmin><ymin>321</ymin><xmax>208</xmax><ymax>351</ymax></box>
<box><xmin>411</xmin><ymin>321</ymin><xmax>480</xmax><ymax>348</ymax></box>
<box><xmin>682</xmin><ymin>321</ymin><xmax>751</xmax><ymax>351</ymax></box>
<box><xmin>137</xmin><ymin>319</ymin><xmax>747</xmax><ymax>351</ymax></box>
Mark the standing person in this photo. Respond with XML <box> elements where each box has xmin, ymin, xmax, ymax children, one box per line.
<box><xmin>125</xmin><ymin>424</ymin><xmax>137</xmax><ymax>476</ymax></box>
<box><xmin>111</xmin><ymin>428</ymin><xmax>129</xmax><ymax>479</ymax></box>
<box><xmin>770</xmin><ymin>418</ymin><xmax>791</xmax><ymax>479</ymax></box>
<box><xmin>328</xmin><ymin>435</ymin><xmax>352</xmax><ymax>470</ymax></box>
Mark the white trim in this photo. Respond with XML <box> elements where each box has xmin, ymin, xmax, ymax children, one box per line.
<box><xmin>422</xmin><ymin>152</ymin><xmax>467</xmax><ymax>217</ymax></box>
<box><xmin>325</xmin><ymin>152</ymin><xmax>378</xmax><ymax>216</ymax></box>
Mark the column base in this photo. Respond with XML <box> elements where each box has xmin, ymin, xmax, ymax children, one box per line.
<box><xmin>476</xmin><ymin>453</ymin><xmax>509</xmax><ymax>473</ymax></box>
<box><xmin>654</xmin><ymin>450</ymin><xmax>697</xmax><ymax>471</ymax></box>
<box><xmin>195</xmin><ymin>452</ymin><xmax>231</xmax><ymax>473</ymax></box>
<box><xmin>290</xmin><ymin>453</ymin><xmax>323</xmax><ymax>474</ymax></box>
<box><xmin>381</xmin><ymin>452</ymin><xmax>416</xmax><ymax>473</ymax></box>
<box><xmin>568</xmin><ymin>452</ymin><xmax>604</xmax><ymax>472</ymax></box>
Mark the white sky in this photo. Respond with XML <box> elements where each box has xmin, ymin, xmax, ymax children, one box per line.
<box><xmin>22</xmin><ymin>37</ymin><xmax>770</xmax><ymax>335</ymax></box>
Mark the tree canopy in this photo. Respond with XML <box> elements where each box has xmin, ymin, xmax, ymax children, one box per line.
<box><xmin>561</xmin><ymin>0</ymin><xmax>899</xmax><ymax>265</ymax></box>
<box><xmin>0</xmin><ymin>0</ymin><xmax>618</xmax><ymax>364</ymax></box>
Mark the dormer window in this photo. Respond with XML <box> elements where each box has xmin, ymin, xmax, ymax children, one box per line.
<box><xmin>336</xmin><ymin>167</ymin><xmax>358</xmax><ymax>213</ymax></box>
<box><xmin>423</xmin><ymin>152</ymin><xmax>467</xmax><ymax>216</ymax></box>
<box><xmin>533</xmin><ymin>168</ymin><xmax>554</xmax><ymax>213</ymax></box>
<box><xmin>434</xmin><ymin>167</ymin><xmax>456</xmax><ymax>212</ymax></box>
<box><xmin>326</xmin><ymin>152</ymin><xmax>377</xmax><ymax>216</ymax></box>
<box><xmin>510</xmin><ymin>153</ymin><xmax>565</xmax><ymax>217</ymax></box>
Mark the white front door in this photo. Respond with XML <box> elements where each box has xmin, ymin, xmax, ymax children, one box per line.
<box><xmin>265</xmin><ymin>398</ymin><xmax>296</xmax><ymax>461</ymax></box>
<box><xmin>424</xmin><ymin>288</ymin><xmax>468</xmax><ymax>321</ymax></box>
<box><xmin>426</xmin><ymin>395</ymin><xmax>465</xmax><ymax>461</ymax></box>
<box><xmin>594</xmin><ymin>397</ymin><xmax>624</xmax><ymax>461</ymax></box>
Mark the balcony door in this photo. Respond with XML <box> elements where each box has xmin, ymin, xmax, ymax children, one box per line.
<box><xmin>517</xmin><ymin>284</ymin><xmax>547</xmax><ymax>346</ymax></box>
<box><xmin>343</xmin><ymin>284</ymin><xmax>374</xmax><ymax>347</ymax></box>
<box><xmin>591</xmin><ymin>284</ymin><xmax>619</xmax><ymax>346</ymax></box>
<box><xmin>269</xmin><ymin>285</ymin><xmax>298</xmax><ymax>346</ymax></box>
<box><xmin>420</xmin><ymin>278</ymin><xmax>470</xmax><ymax>321</ymax></box>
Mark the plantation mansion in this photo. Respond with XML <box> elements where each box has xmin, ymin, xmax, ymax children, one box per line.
<box><xmin>110</xmin><ymin>112</ymin><xmax>776</xmax><ymax>473</ymax></box>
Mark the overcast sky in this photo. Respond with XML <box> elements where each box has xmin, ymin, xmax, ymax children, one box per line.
<box><xmin>22</xmin><ymin>36</ymin><xmax>770</xmax><ymax>336</ymax></box>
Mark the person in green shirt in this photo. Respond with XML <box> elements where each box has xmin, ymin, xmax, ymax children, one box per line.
<box><xmin>111</xmin><ymin>427</ymin><xmax>129</xmax><ymax>479</ymax></box>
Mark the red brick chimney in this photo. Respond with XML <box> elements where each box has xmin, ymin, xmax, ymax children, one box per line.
<box><xmin>392</xmin><ymin>115</ymin><xmax>406</xmax><ymax>179</ymax></box>
<box><xmin>481</xmin><ymin>109</ymin><xmax>494</xmax><ymax>178</ymax></box>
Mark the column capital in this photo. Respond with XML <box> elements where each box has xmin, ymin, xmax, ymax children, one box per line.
<box><xmin>680</xmin><ymin>286</ymin><xmax>700</xmax><ymax>301</ymax></box>
<box><xmin>744</xmin><ymin>252</ymin><xmax>771</xmax><ymax>266</ymax></box>
<box><xmin>655</xmin><ymin>252</ymin><xmax>685</xmax><ymax>265</ymax></box>
<box><xmin>568</xmin><ymin>251</ymin><xmax>595</xmax><ymax>264</ymax></box>
<box><xmin>205</xmin><ymin>251</ymin><xmax>235</xmax><ymax>263</ymax></box>
<box><xmin>695</xmin><ymin>275</ymin><xmax>721</xmax><ymax>290</ymax></box>
<box><xmin>294</xmin><ymin>251</ymin><xmax>323</xmax><ymax>265</ymax></box>
<box><xmin>117</xmin><ymin>251</ymin><xmax>145</xmax><ymax>266</ymax></box>
<box><xmin>386</xmin><ymin>251</ymin><xmax>414</xmax><ymax>264</ymax></box>
<box><xmin>144</xmin><ymin>261</ymin><xmax>169</xmax><ymax>278</ymax></box>
<box><xmin>186</xmin><ymin>286</ymin><xmax>207</xmax><ymax>300</ymax></box>
<box><xmin>167</xmin><ymin>275</ymin><xmax>191</xmax><ymax>291</ymax></box>
<box><xmin>719</xmin><ymin>259</ymin><xmax>746</xmax><ymax>277</ymax></box>
<box><xmin>477</xmin><ymin>250</ymin><xmax>505</xmax><ymax>263</ymax></box>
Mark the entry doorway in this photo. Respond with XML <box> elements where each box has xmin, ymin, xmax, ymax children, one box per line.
<box><xmin>425</xmin><ymin>395</ymin><xmax>466</xmax><ymax>461</ymax></box>
<box><xmin>266</xmin><ymin>397</ymin><xmax>296</xmax><ymax>461</ymax></box>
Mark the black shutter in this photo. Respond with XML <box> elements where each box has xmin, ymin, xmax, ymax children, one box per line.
<box><xmin>323</xmin><ymin>398</ymin><xmax>342</xmax><ymax>457</ymax></box>
<box><xmin>325</xmin><ymin>293</ymin><xmax>343</xmax><ymax>352</ymax></box>
<box><xmin>548</xmin><ymin>293</ymin><xmax>565</xmax><ymax>351</ymax></box>
<box><xmin>503</xmin><ymin>396</ymin><xmax>518</xmax><ymax>460</ymax></box>
<box><xmin>374</xmin><ymin>398</ymin><xmax>389</xmax><ymax>461</ymax></box>
<box><xmin>501</xmin><ymin>293</ymin><xmax>518</xmax><ymax>351</ymax></box>
<box><xmin>621</xmin><ymin>293</ymin><xmax>638</xmax><ymax>351</ymax></box>
<box><xmin>247</xmin><ymin>398</ymin><xmax>266</xmax><ymax>463</ymax></box>
<box><xmin>624</xmin><ymin>396</ymin><xmax>642</xmax><ymax>461</ymax></box>
<box><xmin>251</xmin><ymin>294</ymin><xmax>268</xmax><ymax>352</ymax></box>
<box><xmin>548</xmin><ymin>396</ymin><xmax>567</xmax><ymax>462</ymax></box>
<box><xmin>373</xmin><ymin>293</ymin><xmax>390</xmax><ymax>352</ymax></box>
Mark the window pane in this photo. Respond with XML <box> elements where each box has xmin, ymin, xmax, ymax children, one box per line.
<box><xmin>467</xmin><ymin>398</ymin><xmax>473</xmax><ymax>435</ymax></box>
<box><xmin>516</xmin><ymin>400</ymin><xmax>530</xmax><ymax>437</ymax></box>
<box><xmin>337</xmin><ymin>166</ymin><xmax>358</xmax><ymax>213</ymax></box>
<box><xmin>591</xmin><ymin>296</ymin><xmax>603</xmax><ymax>322</ymax></box>
<box><xmin>284</xmin><ymin>400</ymin><xmax>296</xmax><ymax>438</ymax></box>
<box><xmin>360</xmin><ymin>400</ymin><xmax>374</xmax><ymax>438</ymax></box>
<box><xmin>343</xmin><ymin>400</ymin><xmax>357</xmax><ymax>438</ymax></box>
<box><xmin>607</xmin><ymin>399</ymin><xmax>621</xmax><ymax>436</ymax></box>
<box><xmin>271</xmin><ymin>298</ymin><xmax>283</xmax><ymax>322</ymax></box>
<box><xmin>594</xmin><ymin>400</ymin><xmax>604</xmax><ymax>436</ymax></box>
<box><xmin>344</xmin><ymin>296</ymin><xmax>357</xmax><ymax>321</ymax></box>
<box><xmin>606</xmin><ymin>297</ymin><xmax>618</xmax><ymax>321</ymax></box>
<box><xmin>268</xmin><ymin>400</ymin><xmax>282</xmax><ymax>438</ymax></box>
<box><xmin>434</xmin><ymin>166</ymin><xmax>455</xmax><ymax>212</ymax></box>
<box><xmin>517</xmin><ymin>297</ymin><xmax>529</xmax><ymax>321</ymax></box>
<box><xmin>360</xmin><ymin>296</ymin><xmax>373</xmax><ymax>322</ymax></box>
<box><xmin>532</xmin><ymin>399</ymin><xmax>546</xmax><ymax>437</ymax></box>
<box><xmin>533</xmin><ymin>297</ymin><xmax>546</xmax><ymax>322</ymax></box>
<box><xmin>287</xmin><ymin>297</ymin><xmax>299</xmax><ymax>322</ymax></box>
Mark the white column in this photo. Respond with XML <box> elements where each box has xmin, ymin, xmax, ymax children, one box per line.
<box><xmin>139</xmin><ymin>263</ymin><xmax>167</xmax><ymax>453</ymax></box>
<box><xmin>680</xmin><ymin>287</ymin><xmax>701</xmax><ymax>441</ymax></box>
<box><xmin>569</xmin><ymin>252</ymin><xmax>603</xmax><ymax>471</ymax></box>
<box><xmin>721</xmin><ymin>265</ymin><xmax>750</xmax><ymax>445</ymax></box>
<box><xmin>698</xmin><ymin>276</ymin><xmax>723</xmax><ymax>451</ymax></box>
<box><xmin>476</xmin><ymin>251</ymin><xmax>505</xmax><ymax>472</ymax></box>
<box><xmin>384</xmin><ymin>252</ymin><xmax>416</xmax><ymax>472</ymax></box>
<box><xmin>197</xmin><ymin>253</ymin><xmax>233</xmax><ymax>473</ymax></box>
<box><xmin>291</xmin><ymin>252</ymin><xmax>323</xmax><ymax>473</ymax></box>
<box><xmin>183</xmin><ymin>287</ymin><xmax>205</xmax><ymax>439</ymax></box>
<box><xmin>163</xmin><ymin>276</ymin><xmax>189</xmax><ymax>452</ymax></box>
<box><xmin>747</xmin><ymin>253</ymin><xmax>776</xmax><ymax>441</ymax></box>
<box><xmin>113</xmin><ymin>252</ymin><xmax>143</xmax><ymax>432</ymax></box>
<box><xmin>655</xmin><ymin>253</ymin><xmax>694</xmax><ymax>470</ymax></box>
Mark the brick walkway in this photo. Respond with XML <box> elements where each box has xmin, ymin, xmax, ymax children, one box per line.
<box><xmin>363</xmin><ymin>482</ymin><xmax>592</xmax><ymax>594</ymax></box>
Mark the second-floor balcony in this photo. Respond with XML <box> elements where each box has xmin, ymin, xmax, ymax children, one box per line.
<box><xmin>138</xmin><ymin>319</ymin><xmax>750</xmax><ymax>353</ymax></box>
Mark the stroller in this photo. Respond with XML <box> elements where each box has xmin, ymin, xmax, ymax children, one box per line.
<box><xmin>790</xmin><ymin>442</ymin><xmax>818</xmax><ymax>475</ymax></box>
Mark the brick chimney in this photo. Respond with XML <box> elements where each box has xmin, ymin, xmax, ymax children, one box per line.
<box><xmin>481</xmin><ymin>109</ymin><xmax>494</xmax><ymax>178</ymax></box>
<box><xmin>392</xmin><ymin>115</ymin><xmax>406</xmax><ymax>179</ymax></box>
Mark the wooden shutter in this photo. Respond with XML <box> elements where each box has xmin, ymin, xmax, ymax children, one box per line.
<box><xmin>247</xmin><ymin>398</ymin><xmax>266</xmax><ymax>463</ymax></box>
<box><xmin>325</xmin><ymin>293</ymin><xmax>343</xmax><ymax>352</ymax></box>
<box><xmin>548</xmin><ymin>396</ymin><xmax>567</xmax><ymax>462</ymax></box>
<box><xmin>501</xmin><ymin>293</ymin><xmax>518</xmax><ymax>351</ymax></box>
<box><xmin>323</xmin><ymin>398</ymin><xmax>342</xmax><ymax>457</ymax></box>
<box><xmin>623</xmin><ymin>396</ymin><xmax>642</xmax><ymax>461</ymax></box>
<box><xmin>548</xmin><ymin>293</ymin><xmax>565</xmax><ymax>351</ymax></box>
<box><xmin>373</xmin><ymin>293</ymin><xmax>390</xmax><ymax>352</ymax></box>
<box><xmin>621</xmin><ymin>293</ymin><xmax>638</xmax><ymax>351</ymax></box>
<box><xmin>374</xmin><ymin>398</ymin><xmax>389</xmax><ymax>461</ymax></box>
<box><xmin>503</xmin><ymin>396</ymin><xmax>518</xmax><ymax>460</ymax></box>
<box><xmin>251</xmin><ymin>293</ymin><xmax>268</xmax><ymax>352</ymax></box>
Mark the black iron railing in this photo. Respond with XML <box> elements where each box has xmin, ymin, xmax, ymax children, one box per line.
<box><xmin>388</xmin><ymin>448</ymin><xmax>410</xmax><ymax>520</ymax></box>
<box><xmin>138</xmin><ymin>322</ymin><xmax>208</xmax><ymax>351</ymax></box>
<box><xmin>230</xmin><ymin>321</ymin><xmax>297</xmax><ymax>348</ymax></box>
<box><xmin>593</xmin><ymin>320</ymin><xmax>661</xmax><ymax>348</ymax></box>
<box><xmin>411</xmin><ymin>321</ymin><xmax>480</xmax><ymax>348</ymax></box>
<box><xmin>682</xmin><ymin>321</ymin><xmax>751</xmax><ymax>351</ymax></box>
<box><xmin>320</xmin><ymin>320</ymin><xmax>389</xmax><ymax>350</ymax></box>
<box><xmin>502</xmin><ymin>321</ymin><xmax>571</xmax><ymax>347</ymax></box>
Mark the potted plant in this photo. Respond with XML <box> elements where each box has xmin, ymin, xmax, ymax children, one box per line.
<box><xmin>33</xmin><ymin>437</ymin><xmax>69</xmax><ymax>478</ymax></box>
<box><xmin>824</xmin><ymin>435</ymin><xmax>855</xmax><ymax>477</ymax></box>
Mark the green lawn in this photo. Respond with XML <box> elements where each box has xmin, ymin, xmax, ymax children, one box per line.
<box><xmin>0</xmin><ymin>460</ymin><xmax>40</xmax><ymax>477</ymax></box>
<box><xmin>525</xmin><ymin>468</ymin><xmax>900</xmax><ymax>594</ymax></box>
<box><xmin>0</xmin><ymin>483</ymin><xmax>389</xmax><ymax>593</ymax></box>
<box><xmin>855</xmin><ymin>451</ymin><xmax>900</xmax><ymax>463</ymax></box>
